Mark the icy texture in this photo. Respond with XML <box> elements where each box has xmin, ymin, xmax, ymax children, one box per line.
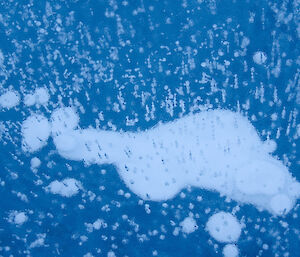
<box><xmin>0</xmin><ymin>91</ymin><xmax>20</xmax><ymax>109</ymax></box>
<box><xmin>51</xmin><ymin>107</ymin><xmax>79</xmax><ymax>135</ymax></box>
<box><xmin>206</xmin><ymin>212</ymin><xmax>241</xmax><ymax>243</ymax></box>
<box><xmin>47</xmin><ymin>178</ymin><xmax>82</xmax><ymax>197</ymax></box>
<box><xmin>21</xmin><ymin>115</ymin><xmax>50</xmax><ymax>152</ymax></box>
<box><xmin>30</xmin><ymin>157</ymin><xmax>41</xmax><ymax>170</ymax></box>
<box><xmin>9</xmin><ymin>211</ymin><xmax>28</xmax><ymax>225</ymax></box>
<box><xmin>223</xmin><ymin>244</ymin><xmax>239</xmax><ymax>257</ymax></box>
<box><xmin>24</xmin><ymin>87</ymin><xmax>49</xmax><ymax>106</ymax></box>
<box><xmin>253</xmin><ymin>51</ymin><xmax>267</xmax><ymax>65</ymax></box>
<box><xmin>47</xmin><ymin>108</ymin><xmax>300</xmax><ymax>215</ymax></box>
<box><xmin>180</xmin><ymin>217</ymin><xmax>198</xmax><ymax>234</ymax></box>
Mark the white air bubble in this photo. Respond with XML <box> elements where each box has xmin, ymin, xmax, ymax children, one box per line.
<box><xmin>47</xmin><ymin>178</ymin><xmax>82</xmax><ymax>197</ymax></box>
<box><xmin>270</xmin><ymin>194</ymin><xmax>293</xmax><ymax>215</ymax></box>
<box><xmin>9</xmin><ymin>211</ymin><xmax>28</xmax><ymax>225</ymax></box>
<box><xmin>206</xmin><ymin>212</ymin><xmax>241</xmax><ymax>243</ymax></box>
<box><xmin>223</xmin><ymin>244</ymin><xmax>239</xmax><ymax>257</ymax></box>
<box><xmin>0</xmin><ymin>91</ymin><xmax>20</xmax><ymax>109</ymax></box>
<box><xmin>253</xmin><ymin>51</ymin><xmax>267</xmax><ymax>65</ymax></box>
<box><xmin>51</xmin><ymin>107</ymin><xmax>79</xmax><ymax>135</ymax></box>
<box><xmin>22</xmin><ymin>115</ymin><xmax>50</xmax><ymax>153</ymax></box>
<box><xmin>24</xmin><ymin>87</ymin><xmax>50</xmax><ymax>107</ymax></box>
<box><xmin>30</xmin><ymin>157</ymin><xmax>41</xmax><ymax>170</ymax></box>
<box><xmin>180</xmin><ymin>217</ymin><xmax>198</xmax><ymax>234</ymax></box>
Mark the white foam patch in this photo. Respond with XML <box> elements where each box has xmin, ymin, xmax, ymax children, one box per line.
<box><xmin>47</xmin><ymin>178</ymin><xmax>82</xmax><ymax>197</ymax></box>
<box><xmin>48</xmin><ymin>108</ymin><xmax>300</xmax><ymax>215</ymax></box>
<box><xmin>24</xmin><ymin>87</ymin><xmax>49</xmax><ymax>106</ymax></box>
<box><xmin>206</xmin><ymin>212</ymin><xmax>241</xmax><ymax>243</ymax></box>
<box><xmin>0</xmin><ymin>90</ymin><xmax>20</xmax><ymax>109</ymax></box>
<box><xmin>253</xmin><ymin>51</ymin><xmax>267</xmax><ymax>65</ymax></box>
<box><xmin>223</xmin><ymin>244</ymin><xmax>239</xmax><ymax>257</ymax></box>
<box><xmin>21</xmin><ymin>115</ymin><xmax>51</xmax><ymax>153</ymax></box>
<box><xmin>180</xmin><ymin>217</ymin><xmax>198</xmax><ymax>234</ymax></box>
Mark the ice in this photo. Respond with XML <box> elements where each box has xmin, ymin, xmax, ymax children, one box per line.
<box><xmin>223</xmin><ymin>244</ymin><xmax>239</xmax><ymax>257</ymax></box>
<box><xmin>24</xmin><ymin>87</ymin><xmax>49</xmax><ymax>107</ymax></box>
<box><xmin>21</xmin><ymin>115</ymin><xmax>50</xmax><ymax>152</ymax></box>
<box><xmin>34</xmin><ymin>88</ymin><xmax>50</xmax><ymax>105</ymax></box>
<box><xmin>45</xmin><ymin>108</ymin><xmax>300</xmax><ymax>215</ymax></box>
<box><xmin>206</xmin><ymin>212</ymin><xmax>241</xmax><ymax>243</ymax></box>
<box><xmin>270</xmin><ymin>194</ymin><xmax>293</xmax><ymax>216</ymax></box>
<box><xmin>50</xmin><ymin>107</ymin><xmax>79</xmax><ymax>135</ymax></box>
<box><xmin>29</xmin><ymin>234</ymin><xmax>46</xmax><ymax>248</ymax></box>
<box><xmin>93</xmin><ymin>219</ymin><xmax>104</xmax><ymax>230</ymax></box>
<box><xmin>0</xmin><ymin>90</ymin><xmax>20</xmax><ymax>109</ymax></box>
<box><xmin>47</xmin><ymin>178</ymin><xmax>82</xmax><ymax>197</ymax></box>
<box><xmin>235</xmin><ymin>160</ymin><xmax>285</xmax><ymax>195</ymax></box>
<box><xmin>253</xmin><ymin>51</ymin><xmax>267</xmax><ymax>65</ymax></box>
<box><xmin>14</xmin><ymin>212</ymin><xmax>28</xmax><ymax>225</ymax></box>
<box><xmin>30</xmin><ymin>157</ymin><xmax>41</xmax><ymax>170</ymax></box>
<box><xmin>9</xmin><ymin>211</ymin><xmax>28</xmax><ymax>225</ymax></box>
<box><xmin>107</xmin><ymin>251</ymin><xmax>116</xmax><ymax>257</ymax></box>
<box><xmin>24</xmin><ymin>94</ymin><xmax>36</xmax><ymax>107</ymax></box>
<box><xmin>180</xmin><ymin>217</ymin><xmax>198</xmax><ymax>234</ymax></box>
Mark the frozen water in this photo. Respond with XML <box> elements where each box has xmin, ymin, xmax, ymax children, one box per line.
<box><xmin>47</xmin><ymin>108</ymin><xmax>300</xmax><ymax>216</ymax></box>
<box><xmin>21</xmin><ymin>115</ymin><xmax>50</xmax><ymax>152</ymax></box>
<box><xmin>180</xmin><ymin>217</ymin><xmax>198</xmax><ymax>234</ymax></box>
<box><xmin>46</xmin><ymin>178</ymin><xmax>82</xmax><ymax>197</ymax></box>
<box><xmin>253</xmin><ymin>51</ymin><xmax>267</xmax><ymax>65</ymax></box>
<box><xmin>223</xmin><ymin>244</ymin><xmax>239</xmax><ymax>257</ymax></box>
<box><xmin>24</xmin><ymin>87</ymin><xmax>49</xmax><ymax>107</ymax></box>
<box><xmin>206</xmin><ymin>211</ymin><xmax>242</xmax><ymax>243</ymax></box>
<box><xmin>0</xmin><ymin>91</ymin><xmax>20</xmax><ymax>109</ymax></box>
<box><xmin>8</xmin><ymin>211</ymin><xmax>28</xmax><ymax>226</ymax></box>
<box><xmin>30</xmin><ymin>157</ymin><xmax>41</xmax><ymax>170</ymax></box>
<box><xmin>0</xmin><ymin>0</ymin><xmax>299</xmax><ymax>256</ymax></box>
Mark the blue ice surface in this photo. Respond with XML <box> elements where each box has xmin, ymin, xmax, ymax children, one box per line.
<box><xmin>0</xmin><ymin>0</ymin><xmax>299</xmax><ymax>256</ymax></box>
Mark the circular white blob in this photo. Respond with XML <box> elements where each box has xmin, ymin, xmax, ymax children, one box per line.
<box><xmin>235</xmin><ymin>160</ymin><xmax>285</xmax><ymax>195</ymax></box>
<box><xmin>14</xmin><ymin>212</ymin><xmax>28</xmax><ymax>225</ymax></box>
<box><xmin>180</xmin><ymin>217</ymin><xmax>198</xmax><ymax>234</ymax></box>
<box><xmin>54</xmin><ymin>134</ymin><xmax>76</xmax><ymax>152</ymax></box>
<box><xmin>253</xmin><ymin>51</ymin><xmax>267</xmax><ymax>65</ymax></box>
<box><xmin>206</xmin><ymin>212</ymin><xmax>241</xmax><ymax>243</ymax></box>
<box><xmin>30</xmin><ymin>157</ymin><xmax>41</xmax><ymax>169</ymax></box>
<box><xmin>263</xmin><ymin>139</ymin><xmax>277</xmax><ymax>153</ymax></box>
<box><xmin>270</xmin><ymin>194</ymin><xmax>293</xmax><ymax>215</ymax></box>
<box><xmin>24</xmin><ymin>93</ymin><xmax>36</xmax><ymax>106</ymax></box>
<box><xmin>223</xmin><ymin>244</ymin><xmax>239</xmax><ymax>257</ymax></box>
<box><xmin>0</xmin><ymin>90</ymin><xmax>20</xmax><ymax>109</ymax></box>
<box><xmin>22</xmin><ymin>114</ymin><xmax>51</xmax><ymax>152</ymax></box>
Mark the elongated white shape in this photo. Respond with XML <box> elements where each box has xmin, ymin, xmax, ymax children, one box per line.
<box><xmin>24</xmin><ymin>87</ymin><xmax>50</xmax><ymax>106</ymax></box>
<box><xmin>36</xmin><ymin>108</ymin><xmax>300</xmax><ymax>215</ymax></box>
<box><xmin>46</xmin><ymin>178</ymin><xmax>82</xmax><ymax>197</ymax></box>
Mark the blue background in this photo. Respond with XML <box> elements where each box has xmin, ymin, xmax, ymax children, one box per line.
<box><xmin>0</xmin><ymin>0</ymin><xmax>299</xmax><ymax>256</ymax></box>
